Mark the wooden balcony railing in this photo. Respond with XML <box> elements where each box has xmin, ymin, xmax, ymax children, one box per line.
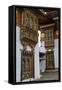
<box><xmin>20</xmin><ymin>25</ymin><xmax>38</xmax><ymax>45</ymax></box>
<box><xmin>45</xmin><ymin>40</ymin><xmax>54</xmax><ymax>47</ymax></box>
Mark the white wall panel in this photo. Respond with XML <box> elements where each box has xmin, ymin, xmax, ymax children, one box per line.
<box><xmin>54</xmin><ymin>39</ymin><xmax>59</xmax><ymax>68</ymax></box>
<box><xmin>16</xmin><ymin>26</ymin><xmax>23</xmax><ymax>82</ymax></box>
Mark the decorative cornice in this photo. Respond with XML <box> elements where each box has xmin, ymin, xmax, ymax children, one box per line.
<box><xmin>40</xmin><ymin>23</ymin><xmax>55</xmax><ymax>29</ymax></box>
<box><xmin>53</xmin><ymin>17</ymin><xmax>59</xmax><ymax>20</ymax></box>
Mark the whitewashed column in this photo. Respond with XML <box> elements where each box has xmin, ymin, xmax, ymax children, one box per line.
<box><xmin>54</xmin><ymin>39</ymin><xmax>59</xmax><ymax>69</ymax></box>
<box><xmin>16</xmin><ymin>26</ymin><xmax>23</xmax><ymax>82</ymax></box>
<box><xmin>34</xmin><ymin>31</ymin><xmax>40</xmax><ymax>79</ymax></box>
<box><xmin>34</xmin><ymin>43</ymin><xmax>40</xmax><ymax>79</ymax></box>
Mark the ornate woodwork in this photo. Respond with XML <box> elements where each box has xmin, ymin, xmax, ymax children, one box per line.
<box><xmin>45</xmin><ymin>29</ymin><xmax>54</xmax><ymax>48</ymax></box>
<box><xmin>46</xmin><ymin>51</ymin><xmax>54</xmax><ymax>69</ymax></box>
<box><xmin>16</xmin><ymin>8</ymin><xmax>39</xmax><ymax>47</ymax></box>
<box><xmin>20</xmin><ymin>25</ymin><xmax>38</xmax><ymax>47</ymax></box>
<box><xmin>40</xmin><ymin>24</ymin><xmax>55</xmax><ymax>70</ymax></box>
<box><xmin>40</xmin><ymin>26</ymin><xmax>54</xmax><ymax>48</ymax></box>
<box><xmin>21</xmin><ymin>51</ymin><xmax>34</xmax><ymax>80</ymax></box>
<box><xmin>16</xmin><ymin>8</ymin><xmax>23</xmax><ymax>26</ymax></box>
<box><xmin>23</xmin><ymin>9</ymin><xmax>38</xmax><ymax>31</ymax></box>
<box><xmin>54</xmin><ymin>19</ymin><xmax>59</xmax><ymax>39</ymax></box>
<box><xmin>16</xmin><ymin>8</ymin><xmax>38</xmax><ymax>80</ymax></box>
<box><xmin>16</xmin><ymin>7</ymin><xmax>60</xmax><ymax>79</ymax></box>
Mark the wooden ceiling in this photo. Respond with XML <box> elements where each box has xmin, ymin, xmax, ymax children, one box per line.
<box><xmin>16</xmin><ymin>7</ymin><xmax>60</xmax><ymax>26</ymax></box>
<box><xmin>38</xmin><ymin>10</ymin><xmax>59</xmax><ymax>25</ymax></box>
<box><xmin>30</xmin><ymin>8</ymin><xmax>60</xmax><ymax>25</ymax></box>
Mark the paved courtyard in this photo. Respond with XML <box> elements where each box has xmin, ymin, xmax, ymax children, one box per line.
<box><xmin>40</xmin><ymin>71</ymin><xmax>59</xmax><ymax>81</ymax></box>
<box><xmin>21</xmin><ymin>71</ymin><xmax>59</xmax><ymax>82</ymax></box>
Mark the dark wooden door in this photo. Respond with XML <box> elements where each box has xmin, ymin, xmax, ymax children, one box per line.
<box><xmin>21</xmin><ymin>51</ymin><xmax>34</xmax><ymax>80</ymax></box>
<box><xmin>46</xmin><ymin>51</ymin><xmax>54</xmax><ymax>70</ymax></box>
<box><xmin>45</xmin><ymin>29</ymin><xmax>54</xmax><ymax>47</ymax></box>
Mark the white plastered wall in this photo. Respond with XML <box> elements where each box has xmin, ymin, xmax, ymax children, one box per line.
<box><xmin>16</xmin><ymin>26</ymin><xmax>23</xmax><ymax>82</ymax></box>
<box><xmin>54</xmin><ymin>39</ymin><xmax>59</xmax><ymax>68</ymax></box>
<box><xmin>34</xmin><ymin>43</ymin><xmax>40</xmax><ymax>79</ymax></box>
<box><xmin>34</xmin><ymin>31</ymin><xmax>40</xmax><ymax>79</ymax></box>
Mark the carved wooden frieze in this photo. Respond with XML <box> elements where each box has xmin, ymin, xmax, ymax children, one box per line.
<box><xmin>19</xmin><ymin>8</ymin><xmax>38</xmax><ymax>47</ymax></box>
<box><xmin>21</xmin><ymin>50</ymin><xmax>34</xmax><ymax>80</ymax></box>
<box><xmin>20</xmin><ymin>25</ymin><xmax>38</xmax><ymax>47</ymax></box>
<box><xmin>40</xmin><ymin>25</ymin><xmax>55</xmax><ymax>48</ymax></box>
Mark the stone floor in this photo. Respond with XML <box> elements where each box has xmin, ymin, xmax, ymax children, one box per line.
<box><xmin>40</xmin><ymin>71</ymin><xmax>59</xmax><ymax>81</ymax></box>
<box><xmin>21</xmin><ymin>70</ymin><xmax>59</xmax><ymax>82</ymax></box>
